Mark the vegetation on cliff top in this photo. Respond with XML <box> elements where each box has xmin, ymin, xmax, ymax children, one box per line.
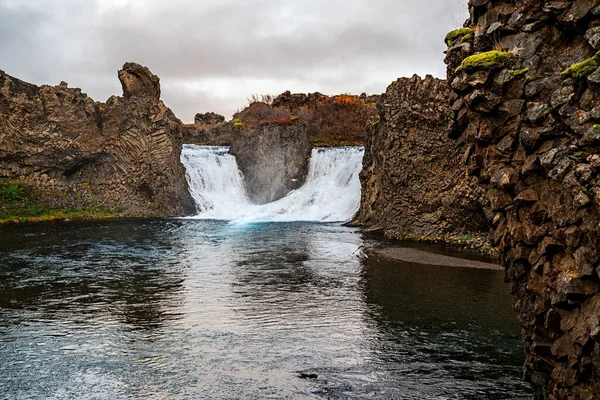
<box><xmin>0</xmin><ymin>180</ymin><xmax>120</xmax><ymax>224</ymax></box>
<box><xmin>233</xmin><ymin>94</ymin><xmax>377</xmax><ymax>147</ymax></box>
<box><xmin>562</xmin><ymin>51</ymin><xmax>600</xmax><ymax>79</ymax></box>
<box><xmin>444</xmin><ymin>27</ymin><xmax>474</xmax><ymax>47</ymax></box>
<box><xmin>456</xmin><ymin>50</ymin><xmax>513</xmax><ymax>73</ymax></box>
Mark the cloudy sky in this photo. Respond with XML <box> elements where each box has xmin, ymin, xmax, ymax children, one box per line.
<box><xmin>1</xmin><ymin>0</ymin><xmax>468</xmax><ymax>122</ymax></box>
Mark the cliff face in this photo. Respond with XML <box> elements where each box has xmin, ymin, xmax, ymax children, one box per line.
<box><xmin>354</xmin><ymin>75</ymin><xmax>489</xmax><ymax>248</ymax></box>
<box><xmin>229</xmin><ymin>118</ymin><xmax>311</xmax><ymax>204</ymax></box>
<box><xmin>446</xmin><ymin>1</ymin><xmax>600</xmax><ymax>398</ymax></box>
<box><xmin>0</xmin><ymin>63</ymin><xmax>195</xmax><ymax>217</ymax></box>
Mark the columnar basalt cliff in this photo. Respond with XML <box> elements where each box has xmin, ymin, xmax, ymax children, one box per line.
<box><xmin>353</xmin><ymin>75</ymin><xmax>490</xmax><ymax>249</ymax></box>
<box><xmin>446</xmin><ymin>1</ymin><xmax>600</xmax><ymax>398</ymax></box>
<box><xmin>229</xmin><ymin>118</ymin><xmax>311</xmax><ymax>204</ymax></box>
<box><xmin>0</xmin><ymin>63</ymin><xmax>195</xmax><ymax>218</ymax></box>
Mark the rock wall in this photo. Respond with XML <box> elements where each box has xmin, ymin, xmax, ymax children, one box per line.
<box><xmin>0</xmin><ymin>63</ymin><xmax>195</xmax><ymax>217</ymax></box>
<box><xmin>229</xmin><ymin>118</ymin><xmax>311</xmax><ymax>204</ymax></box>
<box><xmin>446</xmin><ymin>1</ymin><xmax>600</xmax><ymax>398</ymax></box>
<box><xmin>353</xmin><ymin>75</ymin><xmax>489</xmax><ymax>249</ymax></box>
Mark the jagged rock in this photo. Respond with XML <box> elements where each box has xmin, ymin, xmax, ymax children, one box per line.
<box><xmin>0</xmin><ymin>63</ymin><xmax>195</xmax><ymax>217</ymax></box>
<box><xmin>118</xmin><ymin>62</ymin><xmax>160</xmax><ymax>100</ymax></box>
<box><xmin>194</xmin><ymin>112</ymin><xmax>225</xmax><ymax>125</ymax></box>
<box><xmin>445</xmin><ymin>1</ymin><xmax>600</xmax><ymax>398</ymax></box>
<box><xmin>353</xmin><ymin>75</ymin><xmax>489</xmax><ymax>247</ymax></box>
<box><xmin>229</xmin><ymin>118</ymin><xmax>311</xmax><ymax>204</ymax></box>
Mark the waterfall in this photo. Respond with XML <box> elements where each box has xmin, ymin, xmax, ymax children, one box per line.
<box><xmin>181</xmin><ymin>145</ymin><xmax>364</xmax><ymax>223</ymax></box>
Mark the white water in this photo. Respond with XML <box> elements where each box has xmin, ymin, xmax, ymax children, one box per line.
<box><xmin>181</xmin><ymin>144</ymin><xmax>364</xmax><ymax>223</ymax></box>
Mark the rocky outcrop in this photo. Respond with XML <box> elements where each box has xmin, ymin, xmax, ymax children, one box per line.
<box><xmin>194</xmin><ymin>112</ymin><xmax>225</xmax><ymax>125</ymax></box>
<box><xmin>0</xmin><ymin>63</ymin><xmax>195</xmax><ymax>217</ymax></box>
<box><xmin>353</xmin><ymin>75</ymin><xmax>489</xmax><ymax>250</ymax></box>
<box><xmin>229</xmin><ymin>118</ymin><xmax>311</xmax><ymax>204</ymax></box>
<box><xmin>182</xmin><ymin>112</ymin><xmax>232</xmax><ymax>145</ymax></box>
<box><xmin>446</xmin><ymin>1</ymin><xmax>600</xmax><ymax>398</ymax></box>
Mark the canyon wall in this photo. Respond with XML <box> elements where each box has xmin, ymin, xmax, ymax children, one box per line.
<box><xmin>353</xmin><ymin>75</ymin><xmax>490</xmax><ymax>250</ymax></box>
<box><xmin>446</xmin><ymin>0</ymin><xmax>600</xmax><ymax>398</ymax></box>
<box><xmin>0</xmin><ymin>63</ymin><xmax>195</xmax><ymax>217</ymax></box>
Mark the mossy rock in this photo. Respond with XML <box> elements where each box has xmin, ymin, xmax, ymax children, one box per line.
<box><xmin>456</xmin><ymin>51</ymin><xmax>513</xmax><ymax>73</ymax></box>
<box><xmin>445</xmin><ymin>28</ymin><xmax>474</xmax><ymax>47</ymax></box>
<box><xmin>563</xmin><ymin>51</ymin><xmax>600</xmax><ymax>79</ymax></box>
<box><xmin>513</xmin><ymin>68</ymin><xmax>530</xmax><ymax>76</ymax></box>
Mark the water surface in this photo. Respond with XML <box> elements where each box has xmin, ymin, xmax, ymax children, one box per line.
<box><xmin>0</xmin><ymin>219</ymin><xmax>532</xmax><ymax>399</ymax></box>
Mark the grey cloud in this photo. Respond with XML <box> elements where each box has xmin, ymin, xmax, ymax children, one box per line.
<box><xmin>0</xmin><ymin>0</ymin><xmax>468</xmax><ymax>121</ymax></box>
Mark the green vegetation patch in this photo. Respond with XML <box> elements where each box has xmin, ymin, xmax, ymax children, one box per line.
<box><xmin>456</xmin><ymin>50</ymin><xmax>513</xmax><ymax>73</ymax></box>
<box><xmin>513</xmin><ymin>68</ymin><xmax>530</xmax><ymax>76</ymax></box>
<box><xmin>593</xmin><ymin>124</ymin><xmax>600</xmax><ymax>129</ymax></box>
<box><xmin>0</xmin><ymin>183</ymin><xmax>25</xmax><ymax>202</ymax></box>
<box><xmin>233</xmin><ymin>118</ymin><xmax>245</xmax><ymax>127</ymax></box>
<box><xmin>0</xmin><ymin>180</ymin><xmax>120</xmax><ymax>224</ymax></box>
<box><xmin>562</xmin><ymin>51</ymin><xmax>600</xmax><ymax>79</ymax></box>
<box><xmin>445</xmin><ymin>28</ymin><xmax>474</xmax><ymax>47</ymax></box>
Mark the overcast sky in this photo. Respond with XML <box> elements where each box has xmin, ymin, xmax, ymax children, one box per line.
<box><xmin>0</xmin><ymin>0</ymin><xmax>468</xmax><ymax>122</ymax></box>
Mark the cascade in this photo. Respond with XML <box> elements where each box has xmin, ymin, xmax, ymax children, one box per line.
<box><xmin>181</xmin><ymin>145</ymin><xmax>363</xmax><ymax>223</ymax></box>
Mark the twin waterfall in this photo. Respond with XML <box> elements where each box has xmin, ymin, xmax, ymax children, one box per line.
<box><xmin>181</xmin><ymin>145</ymin><xmax>364</xmax><ymax>223</ymax></box>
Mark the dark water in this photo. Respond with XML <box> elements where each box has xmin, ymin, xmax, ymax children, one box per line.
<box><xmin>0</xmin><ymin>219</ymin><xmax>533</xmax><ymax>399</ymax></box>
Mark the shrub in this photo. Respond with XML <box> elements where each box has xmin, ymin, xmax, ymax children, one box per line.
<box><xmin>0</xmin><ymin>184</ymin><xmax>25</xmax><ymax>203</ymax></box>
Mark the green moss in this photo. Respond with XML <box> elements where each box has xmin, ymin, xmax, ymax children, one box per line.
<box><xmin>513</xmin><ymin>68</ymin><xmax>530</xmax><ymax>76</ymax></box>
<box><xmin>594</xmin><ymin>124</ymin><xmax>600</xmax><ymax>129</ymax></box>
<box><xmin>581</xmin><ymin>186</ymin><xmax>589</xmax><ymax>195</ymax></box>
<box><xmin>543</xmin><ymin>108</ymin><xmax>553</xmax><ymax>116</ymax></box>
<box><xmin>445</xmin><ymin>28</ymin><xmax>474</xmax><ymax>47</ymax></box>
<box><xmin>456</xmin><ymin>50</ymin><xmax>513</xmax><ymax>73</ymax></box>
<box><xmin>233</xmin><ymin>118</ymin><xmax>244</xmax><ymax>127</ymax></box>
<box><xmin>562</xmin><ymin>51</ymin><xmax>600</xmax><ymax>79</ymax></box>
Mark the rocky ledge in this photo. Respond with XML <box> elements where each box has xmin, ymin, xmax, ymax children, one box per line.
<box><xmin>0</xmin><ymin>62</ymin><xmax>196</xmax><ymax>219</ymax></box>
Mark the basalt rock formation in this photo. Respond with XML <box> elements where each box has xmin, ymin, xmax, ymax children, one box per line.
<box><xmin>0</xmin><ymin>62</ymin><xmax>195</xmax><ymax>217</ymax></box>
<box><xmin>446</xmin><ymin>1</ymin><xmax>600</xmax><ymax>398</ymax></box>
<box><xmin>182</xmin><ymin>112</ymin><xmax>232</xmax><ymax>145</ymax></box>
<box><xmin>353</xmin><ymin>75</ymin><xmax>490</xmax><ymax>249</ymax></box>
<box><xmin>229</xmin><ymin>118</ymin><xmax>311</xmax><ymax>204</ymax></box>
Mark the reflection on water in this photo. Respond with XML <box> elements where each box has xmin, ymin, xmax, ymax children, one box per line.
<box><xmin>0</xmin><ymin>219</ymin><xmax>533</xmax><ymax>399</ymax></box>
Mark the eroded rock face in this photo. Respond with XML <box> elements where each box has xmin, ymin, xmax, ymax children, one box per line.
<box><xmin>446</xmin><ymin>1</ymin><xmax>600</xmax><ymax>398</ymax></box>
<box><xmin>229</xmin><ymin>119</ymin><xmax>311</xmax><ymax>204</ymax></box>
<box><xmin>353</xmin><ymin>75</ymin><xmax>489</xmax><ymax>247</ymax></box>
<box><xmin>0</xmin><ymin>63</ymin><xmax>195</xmax><ymax>217</ymax></box>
